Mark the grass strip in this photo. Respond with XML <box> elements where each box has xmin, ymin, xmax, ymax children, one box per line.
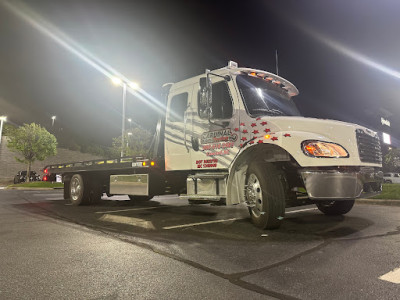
<box><xmin>371</xmin><ymin>184</ymin><xmax>400</xmax><ymax>200</ymax></box>
<box><xmin>8</xmin><ymin>182</ymin><xmax>64</xmax><ymax>188</ymax></box>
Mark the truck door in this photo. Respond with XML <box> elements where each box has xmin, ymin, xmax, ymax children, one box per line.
<box><xmin>189</xmin><ymin>77</ymin><xmax>240</xmax><ymax>170</ymax></box>
<box><xmin>164</xmin><ymin>86</ymin><xmax>193</xmax><ymax>171</ymax></box>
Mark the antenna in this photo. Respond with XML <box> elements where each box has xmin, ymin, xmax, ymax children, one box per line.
<box><xmin>275</xmin><ymin>49</ymin><xmax>279</xmax><ymax>76</ymax></box>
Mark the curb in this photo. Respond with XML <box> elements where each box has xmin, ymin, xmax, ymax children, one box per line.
<box><xmin>356</xmin><ymin>198</ymin><xmax>400</xmax><ymax>206</ymax></box>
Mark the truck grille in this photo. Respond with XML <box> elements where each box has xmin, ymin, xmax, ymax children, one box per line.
<box><xmin>356</xmin><ymin>129</ymin><xmax>382</xmax><ymax>164</ymax></box>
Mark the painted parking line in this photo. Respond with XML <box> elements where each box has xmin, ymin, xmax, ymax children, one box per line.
<box><xmin>163</xmin><ymin>218</ymin><xmax>243</xmax><ymax>230</ymax></box>
<box><xmin>379</xmin><ymin>267</ymin><xmax>400</xmax><ymax>284</ymax></box>
<box><xmin>32</xmin><ymin>193</ymin><xmax>62</xmax><ymax>197</ymax></box>
<box><xmin>99</xmin><ymin>214</ymin><xmax>155</xmax><ymax>230</ymax></box>
<box><xmin>163</xmin><ymin>208</ymin><xmax>318</xmax><ymax>230</ymax></box>
<box><xmin>97</xmin><ymin>206</ymin><xmax>317</xmax><ymax>230</ymax></box>
<box><xmin>95</xmin><ymin>206</ymin><xmax>166</xmax><ymax>214</ymax></box>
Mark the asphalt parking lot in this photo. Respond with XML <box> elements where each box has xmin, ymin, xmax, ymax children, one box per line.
<box><xmin>2</xmin><ymin>189</ymin><xmax>400</xmax><ymax>299</ymax></box>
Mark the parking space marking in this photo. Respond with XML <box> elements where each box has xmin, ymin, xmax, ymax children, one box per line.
<box><xmin>95</xmin><ymin>206</ymin><xmax>166</xmax><ymax>214</ymax></box>
<box><xmin>163</xmin><ymin>218</ymin><xmax>243</xmax><ymax>230</ymax></box>
<box><xmin>286</xmin><ymin>208</ymin><xmax>318</xmax><ymax>214</ymax></box>
<box><xmin>99</xmin><ymin>214</ymin><xmax>155</xmax><ymax>229</ymax></box>
<box><xmin>379</xmin><ymin>267</ymin><xmax>400</xmax><ymax>284</ymax></box>
<box><xmin>32</xmin><ymin>193</ymin><xmax>62</xmax><ymax>197</ymax></box>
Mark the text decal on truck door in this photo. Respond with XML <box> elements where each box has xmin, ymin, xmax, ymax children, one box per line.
<box><xmin>201</xmin><ymin>129</ymin><xmax>237</xmax><ymax>156</ymax></box>
<box><xmin>201</xmin><ymin>129</ymin><xmax>238</xmax><ymax>144</ymax></box>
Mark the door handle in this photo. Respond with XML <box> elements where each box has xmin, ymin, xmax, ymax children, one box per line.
<box><xmin>191</xmin><ymin>136</ymin><xmax>199</xmax><ymax>151</ymax></box>
<box><xmin>183</xmin><ymin>110</ymin><xmax>189</xmax><ymax>152</ymax></box>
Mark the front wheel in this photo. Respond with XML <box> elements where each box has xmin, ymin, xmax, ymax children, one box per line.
<box><xmin>245</xmin><ymin>162</ymin><xmax>286</xmax><ymax>229</ymax></box>
<box><xmin>316</xmin><ymin>200</ymin><xmax>355</xmax><ymax>215</ymax></box>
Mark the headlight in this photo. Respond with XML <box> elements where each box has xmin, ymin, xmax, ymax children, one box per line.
<box><xmin>301</xmin><ymin>140</ymin><xmax>349</xmax><ymax>158</ymax></box>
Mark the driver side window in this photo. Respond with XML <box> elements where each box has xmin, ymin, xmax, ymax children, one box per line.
<box><xmin>168</xmin><ymin>93</ymin><xmax>188</xmax><ymax>123</ymax></box>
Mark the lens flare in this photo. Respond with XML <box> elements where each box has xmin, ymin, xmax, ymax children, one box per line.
<box><xmin>297</xmin><ymin>21</ymin><xmax>400</xmax><ymax>79</ymax></box>
<box><xmin>1</xmin><ymin>0</ymin><xmax>166</xmax><ymax>114</ymax></box>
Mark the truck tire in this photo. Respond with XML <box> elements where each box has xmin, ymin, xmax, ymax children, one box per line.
<box><xmin>246</xmin><ymin>162</ymin><xmax>286</xmax><ymax>229</ymax></box>
<box><xmin>316</xmin><ymin>200</ymin><xmax>355</xmax><ymax>215</ymax></box>
<box><xmin>89</xmin><ymin>185</ymin><xmax>103</xmax><ymax>204</ymax></box>
<box><xmin>128</xmin><ymin>195</ymin><xmax>153</xmax><ymax>201</ymax></box>
<box><xmin>69</xmin><ymin>174</ymin><xmax>90</xmax><ymax>206</ymax></box>
<box><xmin>64</xmin><ymin>177</ymin><xmax>71</xmax><ymax>200</ymax></box>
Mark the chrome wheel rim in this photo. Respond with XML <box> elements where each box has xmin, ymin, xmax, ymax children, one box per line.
<box><xmin>246</xmin><ymin>173</ymin><xmax>263</xmax><ymax>217</ymax></box>
<box><xmin>70</xmin><ymin>177</ymin><xmax>81</xmax><ymax>201</ymax></box>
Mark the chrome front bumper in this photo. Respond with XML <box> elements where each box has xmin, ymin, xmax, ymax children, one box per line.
<box><xmin>300</xmin><ymin>167</ymin><xmax>383</xmax><ymax>200</ymax></box>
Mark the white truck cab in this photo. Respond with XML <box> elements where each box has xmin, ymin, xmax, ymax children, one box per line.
<box><xmin>164</xmin><ymin>61</ymin><xmax>383</xmax><ymax>228</ymax></box>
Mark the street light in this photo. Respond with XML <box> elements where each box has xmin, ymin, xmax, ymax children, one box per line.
<box><xmin>111</xmin><ymin>77</ymin><xmax>139</xmax><ymax>157</ymax></box>
<box><xmin>51</xmin><ymin>115</ymin><xmax>56</xmax><ymax>127</ymax></box>
<box><xmin>0</xmin><ymin>116</ymin><xmax>7</xmax><ymax>146</ymax></box>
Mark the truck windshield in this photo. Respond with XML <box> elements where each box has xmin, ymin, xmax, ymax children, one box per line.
<box><xmin>236</xmin><ymin>75</ymin><xmax>301</xmax><ymax>117</ymax></box>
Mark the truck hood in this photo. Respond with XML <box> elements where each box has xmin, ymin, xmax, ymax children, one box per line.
<box><xmin>264</xmin><ymin>116</ymin><xmax>371</xmax><ymax>140</ymax></box>
<box><xmin>251</xmin><ymin>116</ymin><xmax>381</xmax><ymax>167</ymax></box>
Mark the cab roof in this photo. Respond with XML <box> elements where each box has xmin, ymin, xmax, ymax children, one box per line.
<box><xmin>167</xmin><ymin>61</ymin><xmax>299</xmax><ymax>97</ymax></box>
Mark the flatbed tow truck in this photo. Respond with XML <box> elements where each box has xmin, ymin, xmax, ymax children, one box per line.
<box><xmin>44</xmin><ymin>61</ymin><xmax>383</xmax><ymax>229</ymax></box>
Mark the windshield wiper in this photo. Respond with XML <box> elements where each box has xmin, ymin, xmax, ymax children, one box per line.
<box><xmin>251</xmin><ymin>108</ymin><xmax>284</xmax><ymax>116</ymax></box>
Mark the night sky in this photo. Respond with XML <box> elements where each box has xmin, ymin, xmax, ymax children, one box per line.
<box><xmin>1</xmin><ymin>0</ymin><xmax>400</xmax><ymax>147</ymax></box>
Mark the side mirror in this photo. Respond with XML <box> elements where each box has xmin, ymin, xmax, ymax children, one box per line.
<box><xmin>199</xmin><ymin>70</ymin><xmax>231</xmax><ymax>124</ymax></box>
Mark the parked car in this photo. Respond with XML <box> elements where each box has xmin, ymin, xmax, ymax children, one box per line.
<box><xmin>383</xmin><ymin>173</ymin><xmax>400</xmax><ymax>184</ymax></box>
<box><xmin>13</xmin><ymin>171</ymin><xmax>41</xmax><ymax>184</ymax></box>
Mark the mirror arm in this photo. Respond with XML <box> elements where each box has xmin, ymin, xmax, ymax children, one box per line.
<box><xmin>207</xmin><ymin>71</ymin><xmax>231</xmax><ymax>82</ymax></box>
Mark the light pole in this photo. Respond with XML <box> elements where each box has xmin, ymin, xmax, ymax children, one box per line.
<box><xmin>0</xmin><ymin>116</ymin><xmax>7</xmax><ymax>146</ymax></box>
<box><xmin>111</xmin><ymin>78</ymin><xmax>139</xmax><ymax>157</ymax></box>
<box><xmin>51</xmin><ymin>115</ymin><xmax>56</xmax><ymax>127</ymax></box>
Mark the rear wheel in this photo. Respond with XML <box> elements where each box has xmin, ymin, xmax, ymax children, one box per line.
<box><xmin>69</xmin><ymin>174</ymin><xmax>90</xmax><ymax>205</ymax></box>
<box><xmin>245</xmin><ymin>162</ymin><xmax>286</xmax><ymax>229</ymax></box>
<box><xmin>316</xmin><ymin>200</ymin><xmax>355</xmax><ymax>215</ymax></box>
<box><xmin>89</xmin><ymin>185</ymin><xmax>103</xmax><ymax>204</ymax></box>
